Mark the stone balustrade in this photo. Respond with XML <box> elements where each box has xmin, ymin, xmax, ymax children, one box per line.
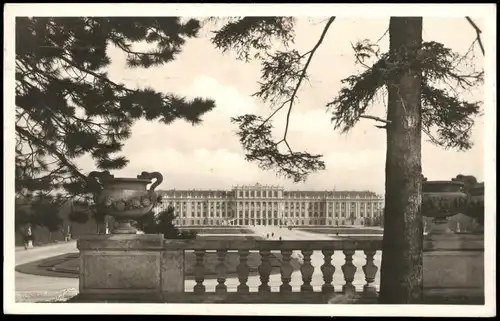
<box><xmin>75</xmin><ymin>232</ymin><xmax>484</xmax><ymax>304</ymax></box>
<box><xmin>163</xmin><ymin>239</ymin><xmax>381</xmax><ymax>297</ymax></box>
<box><xmin>76</xmin><ymin>236</ymin><xmax>382</xmax><ymax>303</ymax></box>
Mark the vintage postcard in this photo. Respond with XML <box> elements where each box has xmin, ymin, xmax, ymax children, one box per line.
<box><xmin>3</xmin><ymin>3</ymin><xmax>496</xmax><ymax>317</ymax></box>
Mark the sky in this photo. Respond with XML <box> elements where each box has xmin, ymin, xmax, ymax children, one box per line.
<box><xmin>70</xmin><ymin>17</ymin><xmax>485</xmax><ymax>194</ymax></box>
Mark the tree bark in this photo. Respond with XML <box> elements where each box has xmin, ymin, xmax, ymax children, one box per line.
<box><xmin>379</xmin><ymin>17</ymin><xmax>424</xmax><ymax>304</ymax></box>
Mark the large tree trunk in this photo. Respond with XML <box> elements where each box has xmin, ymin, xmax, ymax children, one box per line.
<box><xmin>379</xmin><ymin>17</ymin><xmax>424</xmax><ymax>304</ymax></box>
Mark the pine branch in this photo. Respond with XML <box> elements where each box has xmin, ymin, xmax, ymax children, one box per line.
<box><xmin>16</xmin><ymin>17</ymin><xmax>217</xmax><ymax>197</ymax></box>
<box><xmin>376</xmin><ymin>28</ymin><xmax>389</xmax><ymax>43</ymax></box>
<box><xmin>350</xmin><ymin>41</ymin><xmax>371</xmax><ymax>69</ymax></box>
<box><xmin>279</xmin><ymin>17</ymin><xmax>336</xmax><ymax>146</ymax></box>
<box><xmin>57</xmin><ymin>55</ymin><xmax>133</xmax><ymax>93</ymax></box>
<box><xmin>465</xmin><ymin>17</ymin><xmax>485</xmax><ymax>56</ymax></box>
<box><xmin>226</xmin><ymin>18</ymin><xmax>336</xmax><ymax>182</ymax></box>
<box><xmin>16</xmin><ymin>125</ymin><xmax>87</xmax><ymax>181</ymax></box>
<box><xmin>359</xmin><ymin>115</ymin><xmax>391</xmax><ymax>124</ymax></box>
<box><xmin>211</xmin><ymin>17</ymin><xmax>296</xmax><ymax>62</ymax></box>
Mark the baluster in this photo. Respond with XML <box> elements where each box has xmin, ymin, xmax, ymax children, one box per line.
<box><xmin>300</xmin><ymin>250</ymin><xmax>314</xmax><ymax>292</ymax></box>
<box><xmin>215</xmin><ymin>249</ymin><xmax>228</xmax><ymax>293</ymax></box>
<box><xmin>258</xmin><ymin>249</ymin><xmax>272</xmax><ymax>293</ymax></box>
<box><xmin>362</xmin><ymin>250</ymin><xmax>378</xmax><ymax>295</ymax></box>
<box><xmin>236</xmin><ymin>250</ymin><xmax>250</xmax><ymax>293</ymax></box>
<box><xmin>280</xmin><ymin>250</ymin><xmax>293</xmax><ymax>293</ymax></box>
<box><xmin>341</xmin><ymin>250</ymin><xmax>357</xmax><ymax>295</ymax></box>
<box><xmin>320</xmin><ymin>249</ymin><xmax>335</xmax><ymax>294</ymax></box>
<box><xmin>193</xmin><ymin>249</ymin><xmax>206</xmax><ymax>293</ymax></box>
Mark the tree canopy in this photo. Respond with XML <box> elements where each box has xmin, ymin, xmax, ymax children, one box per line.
<box><xmin>15</xmin><ymin>193</ymin><xmax>64</xmax><ymax>233</ymax></box>
<box><xmin>210</xmin><ymin>16</ymin><xmax>484</xmax><ymax>304</ymax></box>
<box><xmin>134</xmin><ymin>205</ymin><xmax>197</xmax><ymax>239</ymax></box>
<box><xmin>210</xmin><ymin>17</ymin><xmax>484</xmax><ymax>182</ymax></box>
<box><xmin>15</xmin><ymin>17</ymin><xmax>216</xmax><ymax>199</ymax></box>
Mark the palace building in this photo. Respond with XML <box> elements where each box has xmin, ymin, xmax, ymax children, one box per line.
<box><xmin>156</xmin><ymin>184</ymin><xmax>384</xmax><ymax>227</ymax></box>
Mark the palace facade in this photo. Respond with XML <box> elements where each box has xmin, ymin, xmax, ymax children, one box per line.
<box><xmin>156</xmin><ymin>184</ymin><xmax>384</xmax><ymax>227</ymax></box>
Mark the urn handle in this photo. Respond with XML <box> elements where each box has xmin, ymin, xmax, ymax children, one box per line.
<box><xmin>137</xmin><ymin>171</ymin><xmax>163</xmax><ymax>191</ymax></box>
<box><xmin>87</xmin><ymin>171</ymin><xmax>114</xmax><ymax>192</ymax></box>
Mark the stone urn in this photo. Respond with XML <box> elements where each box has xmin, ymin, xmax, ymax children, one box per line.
<box><xmin>466</xmin><ymin>183</ymin><xmax>485</xmax><ymax>226</ymax></box>
<box><xmin>87</xmin><ymin>170</ymin><xmax>163</xmax><ymax>234</ymax></box>
<box><xmin>469</xmin><ymin>183</ymin><xmax>484</xmax><ymax>205</ymax></box>
<box><xmin>422</xmin><ymin>179</ymin><xmax>468</xmax><ymax>234</ymax></box>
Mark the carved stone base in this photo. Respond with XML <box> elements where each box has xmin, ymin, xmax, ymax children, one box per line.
<box><xmin>77</xmin><ymin>234</ymin><xmax>164</xmax><ymax>300</ymax></box>
<box><xmin>423</xmin><ymin>233</ymin><xmax>484</xmax><ymax>298</ymax></box>
<box><xmin>426</xmin><ymin>217</ymin><xmax>453</xmax><ymax>235</ymax></box>
<box><xmin>112</xmin><ymin>220</ymin><xmax>138</xmax><ymax>234</ymax></box>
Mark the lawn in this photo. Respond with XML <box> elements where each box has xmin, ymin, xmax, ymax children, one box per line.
<box><xmin>298</xmin><ymin>228</ymin><xmax>383</xmax><ymax>235</ymax></box>
<box><xmin>179</xmin><ymin>227</ymin><xmax>254</xmax><ymax>234</ymax></box>
<box><xmin>195</xmin><ymin>235</ymin><xmax>261</xmax><ymax>241</ymax></box>
<box><xmin>15</xmin><ymin>234</ymin><xmax>301</xmax><ymax>280</ymax></box>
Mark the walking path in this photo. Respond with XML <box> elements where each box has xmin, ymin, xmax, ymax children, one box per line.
<box><xmin>15</xmin><ymin>241</ymin><xmax>79</xmax><ymax>302</ymax></box>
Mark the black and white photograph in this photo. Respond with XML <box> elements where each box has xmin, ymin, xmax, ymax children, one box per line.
<box><xmin>3</xmin><ymin>3</ymin><xmax>496</xmax><ymax>317</ymax></box>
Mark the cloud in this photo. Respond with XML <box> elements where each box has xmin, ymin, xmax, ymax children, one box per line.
<box><xmin>120</xmin><ymin>75</ymin><xmax>256</xmax><ymax>157</ymax></box>
<box><xmin>178</xmin><ymin>75</ymin><xmax>257</xmax><ymax>117</ymax></box>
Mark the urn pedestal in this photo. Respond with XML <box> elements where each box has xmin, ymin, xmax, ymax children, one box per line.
<box><xmin>88</xmin><ymin>171</ymin><xmax>163</xmax><ymax>234</ymax></box>
<box><xmin>75</xmin><ymin>234</ymin><xmax>166</xmax><ymax>302</ymax></box>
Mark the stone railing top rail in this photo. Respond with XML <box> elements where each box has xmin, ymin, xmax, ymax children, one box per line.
<box><xmin>163</xmin><ymin>239</ymin><xmax>382</xmax><ymax>251</ymax></box>
<box><xmin>77</xmin><ymin>234</ymin><xmax>484</xmax><ymax>251</ymax></box>
<box><xmin>77</xmin><ymin>235</ymin><xmax>382</xmax><ymax>251</ymax></box>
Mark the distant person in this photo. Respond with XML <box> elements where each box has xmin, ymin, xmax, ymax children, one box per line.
<box><xmin>279</xmin><ymin>236</ymin><xmax>282</xmax><ymax>241</ymax></box>
<box><xmin>65</xmin><ymin>230</ymin><xmax>72</xmax><ymax>242</ymax></box>
<box><xmin>23</xmin><ymin>234</ymin><xmax>29</xmax><ymax>250</ymax></box>
<box><xmin>271</xmin><ymin>233</ymin><xmax>274</xmax><ymax>237</ymax></box>
<box><xmin>23</xmin><ymin>225</ymin><xmax>33</xmax><ymax>250</ymax></box>
<box><xmin>267</xmin><ymin>233</ymin><xmax>269</xmax><ymax>239</ymax></box>
<box><xmin>62</xmin><ymin>228</ymin><xmax>70</xmax><ymax>242</ymax></box>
